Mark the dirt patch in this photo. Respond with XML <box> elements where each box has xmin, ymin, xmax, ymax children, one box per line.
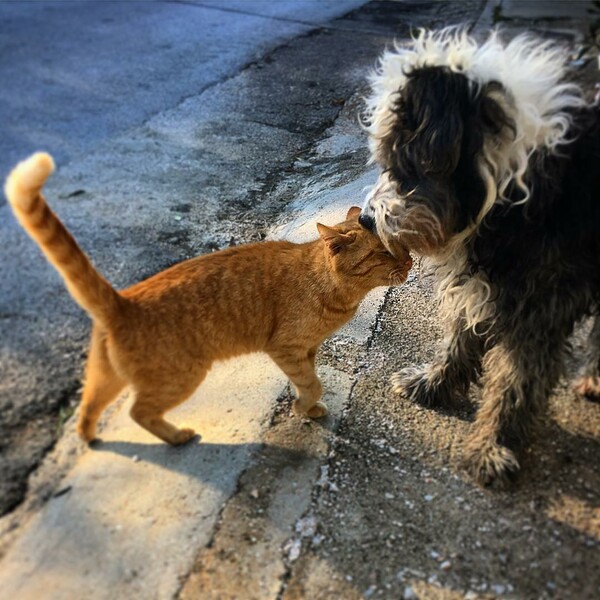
<box><xmin>287</xmin><ymin>279</ymin><xmax>600</xmax><ymax>599</ymax></box>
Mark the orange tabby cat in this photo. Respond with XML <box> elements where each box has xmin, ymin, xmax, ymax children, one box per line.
<box><xmin>5</xmin><ymin>153</ymin><xmax>412</xmax><ymax>445</ymax></box>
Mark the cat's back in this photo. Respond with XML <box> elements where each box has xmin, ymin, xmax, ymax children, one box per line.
<box><xmin>115</xmin><ymin>238</ymin><xmax>315</xmax><ymax>358</ymax></box>
<box><xmin>121</xmin><ymin>239</ymin><xmax>304</xmax><ymax>301</ymax></box>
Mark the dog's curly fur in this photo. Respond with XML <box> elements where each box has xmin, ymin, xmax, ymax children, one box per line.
<box><xmin>360</xmin><ymin>28</ymin><xmax>600</xmax><ymax>486</ymax></box>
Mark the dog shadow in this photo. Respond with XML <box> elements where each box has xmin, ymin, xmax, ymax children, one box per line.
<box><xmin>518</xmin><ymin>417</ymin><xmax>600</xmax><ymax>500</ymax></box>
<box><xmin>417</xmin><ymin>393</ymin><xmax>477</xmax><ymax>422</ymax></box>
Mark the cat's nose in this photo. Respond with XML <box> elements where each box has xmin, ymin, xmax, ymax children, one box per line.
<box><xmin>358</xmin><ymin>213</ymin><xmax>375</xmax><ymax>232</ymax></box>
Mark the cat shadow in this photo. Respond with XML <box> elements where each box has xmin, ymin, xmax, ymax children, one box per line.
<box><xmin>91</xmin><ymin>438</ymin><xmax>317</xmax><ymax>486</ymax></box>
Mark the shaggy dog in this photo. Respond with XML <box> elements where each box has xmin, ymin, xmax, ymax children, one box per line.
<box><xmin>359</xmin><ymin>28</ymin><xmax>600</xmax><ymax>486</ymax></box>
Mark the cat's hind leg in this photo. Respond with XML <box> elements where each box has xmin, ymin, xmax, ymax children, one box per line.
<box><xmin>128</xmin><ymin>371</ymin><xmax>207</xmax><ymax>445</ymax></box>
<box><xmin>270</xmin><ymin>347</ymin><xmax>326</xmax><ymax>418</ymax></box>
<box><xmin>77</xmin><ymin>329</ymin><xmax>127</xmax><ymax>442</ymax></box>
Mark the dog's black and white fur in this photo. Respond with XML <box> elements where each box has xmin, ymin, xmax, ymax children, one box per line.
<box><xmin>360</xmin><ymin>29</ymin><xmax>600</xmax><ymax>485</ymax></box>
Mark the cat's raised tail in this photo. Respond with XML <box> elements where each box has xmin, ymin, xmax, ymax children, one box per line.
<box><xmin>5</xmin><ymin>152</ymin><xmax>125</xmax><ymax>326</ymax></box>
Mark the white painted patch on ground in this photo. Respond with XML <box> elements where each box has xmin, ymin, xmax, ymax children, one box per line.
<box><xmin>271</xmin><ymin>168</ymin><xmax>386</xmax><ymax>344</ymax></box>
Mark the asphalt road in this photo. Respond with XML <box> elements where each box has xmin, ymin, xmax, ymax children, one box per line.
<box><xmin>0</xmin><ymin>0</ymin><xmax>371</xmax><ymax>186</ymax></box>
<box><xmin>0</xmin><ymin>1</ymin><xmax>598</xmax><ymax>599</ymax></box>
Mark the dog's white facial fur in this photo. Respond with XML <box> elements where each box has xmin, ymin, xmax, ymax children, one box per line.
<box><xmin>361</xmin><ymin>27</ymin><xmax>586</xmax><ymax>330</ymax></box>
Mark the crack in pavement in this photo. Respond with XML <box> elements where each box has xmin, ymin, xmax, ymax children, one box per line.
<box><xmin>170</xmin><ymin>0</ymin><xmax>392</xmax><ymax>36</ymax></box>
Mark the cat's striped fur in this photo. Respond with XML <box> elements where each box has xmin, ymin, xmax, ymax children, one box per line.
<box><xmin>6</xmin><ymin>153</ymin><xmax>411</xmax><ymax>445</ymax></box>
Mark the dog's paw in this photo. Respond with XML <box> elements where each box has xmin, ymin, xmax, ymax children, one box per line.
<box><xmin>573</xmin><ymin>376</ymin><xmax>600</xmax><ymax>402</ymax></box>
<box><xmin>391</xmin><ymin>365</ymin><xmax>454</xmax><ymax>407</ymax></box>
<box><xmin>463</xmin><ymin>442</ymin><xmax>520</xmax><ymax>488</ymax></box>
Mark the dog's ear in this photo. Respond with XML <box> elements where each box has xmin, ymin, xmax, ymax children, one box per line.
<box><xmin>477</xmin><ymin>81</ymin><xmax>516</xmax><ymax>139</ymax></box>
<box><xmin>401</xmin><ymin>68</ymin><xmax>468</xmax><ymax>175</ymax></box>
<box><xmin>317</xmin><ymin>223</ymin><xmax>355</xmax><ymax>256</ymax></box>
<box><xmin>346</xmin><ymin>206</ymin><xmax>361</xmax><ymax>221</ymax></box>
<box><xmin>419</xmin><ymin>111</ymin><xmax>464</xmax><ymax>174</ymax></box>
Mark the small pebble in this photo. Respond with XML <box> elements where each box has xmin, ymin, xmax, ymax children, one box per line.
<box><xmin>364</xmin><ymin>585</ymin><xmax>376</xmax><ymax>599</ymax></box>
<box><xmin>284</xmin><ymin>538</ymin><xmax>301</xmax><ymax>562</ymax></box>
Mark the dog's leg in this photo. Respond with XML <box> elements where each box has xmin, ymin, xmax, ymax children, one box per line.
<box><xmin>463</xmin><ymin>331</ymin><xmax>565</xmax><ymax>487</ymax></box>
<box><xmin>392</xmin><ymin>320</ymin><xmax>486</xmax><ymax>406</ymax></box>
<box><xmin>573</xmin><ymin>316</ymin><xmax>600</xmax><ymax>401</ymax></box>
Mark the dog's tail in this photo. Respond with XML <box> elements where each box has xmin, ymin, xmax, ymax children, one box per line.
<box><xmin>5</xmin><ymin>152</ymin><xmax>126</xmax><ymax>326</ymax></box>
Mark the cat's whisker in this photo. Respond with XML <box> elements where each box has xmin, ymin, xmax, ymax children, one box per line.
<box><xmin>389</xmin><ymin>269</ymin><xmax>408</xmax><ymax>286</ymax></box>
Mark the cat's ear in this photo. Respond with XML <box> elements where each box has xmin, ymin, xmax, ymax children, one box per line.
<box><xmin>346</xmin><ymin>206</ymin><xmax>361</xmax><ymax>221</ymax></box>
<box><xmin>317</xmin><ymin>223</ymin><xmax>355</xmax><ymax>256</ymax></box>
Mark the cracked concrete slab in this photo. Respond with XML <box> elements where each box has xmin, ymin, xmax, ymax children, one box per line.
<box><xmin>0</xmin><ymin>354</ymin><xmax>287</xmax><ymax>600</ymax></box>
<box><xmin>178</xmin><ymin>365</ymin><xmax>353</xmax><ymax>600</ymax></box>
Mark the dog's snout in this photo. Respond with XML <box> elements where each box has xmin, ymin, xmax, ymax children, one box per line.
<box><xmin>358</xmin><ymin>213</ymin><xmax>375</xmax><ymax>232</ymax></box>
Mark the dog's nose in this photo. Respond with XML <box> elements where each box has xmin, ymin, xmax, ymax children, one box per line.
<box><xmin>358</xmin><ymin>213</ymin><xmax>375</xmax><ymax>231</ymax></box>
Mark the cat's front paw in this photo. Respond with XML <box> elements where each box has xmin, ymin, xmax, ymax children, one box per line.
<box><xmin>307</xmin><ymin>402</ymin><xmax>328</xmax><ymax>418</ymax></box>
<box><xmin>172</xmin><ymin>427</ymin><xmax>198</xmax><ymax>446</ymax></box>
<box><xmin>77</xmin><ymin>417</ymin><xmax>97</xmax><ymax>444</ymax></box>
<box><xmin>391</xmin><ymin>364</ymin><xmax>455</xmax><ymax>407</ymax></box>
<box><xmin>293</xmin><ymin>400</ymin><xmax>328</xmax><ymax>419</ymax></box>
